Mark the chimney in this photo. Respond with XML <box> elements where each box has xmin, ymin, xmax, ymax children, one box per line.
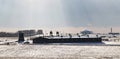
<box><xmin>111</xmin><ymin>28</ymin><xmax>113</xmax><ymax>33</ymax></box>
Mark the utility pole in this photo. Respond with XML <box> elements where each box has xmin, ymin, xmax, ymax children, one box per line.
<box><xmin>111</xmin><ymin>27</ymin><xmax>113</xmax><ymax>33</ymax></box>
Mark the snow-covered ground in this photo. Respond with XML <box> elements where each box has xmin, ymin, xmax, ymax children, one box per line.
<box><xmin>0</xmin><ymin>37</ymin><xmax>120</xmax><ymax>59</ymax></box>
<box><xmin>0</xmin><ymin>43</ymin><xmax>120</xmax><ymax>59</ymax></box>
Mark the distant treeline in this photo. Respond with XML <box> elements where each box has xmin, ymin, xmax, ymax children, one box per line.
<box><xmin>0</xmin><ymin>29</ymin><xmax>43</xmax><ymax>37</ymax></box>
<box><xmin>0</xmin><ymin>32</ymin><xmax>18</xmax><ymax>37</ymax></box>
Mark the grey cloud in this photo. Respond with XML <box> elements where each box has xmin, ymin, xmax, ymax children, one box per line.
<box><xmin>61</xmin><ymin>0</ymin><xmax>120</xmax><ymax>27</ymax></box>
<box><xmin>0</xmin><ymin>0</ymin><xmax>120</xmax><ymax>28</ymax></box>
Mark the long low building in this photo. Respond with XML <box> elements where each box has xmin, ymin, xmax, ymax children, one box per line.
<box><xmin>32</xmin><ymin>37</ymin><xmax>102</xmax><ymax>44</ymax></box>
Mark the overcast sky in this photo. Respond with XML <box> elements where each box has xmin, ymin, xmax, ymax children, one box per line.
<box><xmin>0</xmin><ymin>0</ymin><xmax>120</xmax><ymax>29</ymax></box>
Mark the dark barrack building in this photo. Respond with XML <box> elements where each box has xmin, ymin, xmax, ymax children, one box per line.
<box><xmin>33</xmin><ymin>37</ymin><xmax>102</xmax><ymax>44</ymax></box>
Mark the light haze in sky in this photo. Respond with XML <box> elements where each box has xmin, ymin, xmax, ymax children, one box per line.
<box><xmin>0</xmin><ymin>0</ymin><xmax>120</xmax><ymax>32</ymax></box>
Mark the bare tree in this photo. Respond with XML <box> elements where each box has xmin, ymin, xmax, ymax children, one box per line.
<box><xmin>77</xmin><ymin>33</ymin><xmax>80</xmax><ymax>38</ymax></box>
<box><xmin>56</xmin><ymin>31</ymin><xmax>59</xmax><ymax>37</ymax></box>
<box><xmin>87</xmin><ymin>35</ymin><xmax>89</xmax><ymax>38</ymax></box>
<box><xmin>68</xmin><ymin>34</ymin><xmax>72</xmax><ymax>38</ymax></box>
<box><xmin>50</xmin><ymin>31</ymin><xmax>53</xmax><ymax>37</ymax></box>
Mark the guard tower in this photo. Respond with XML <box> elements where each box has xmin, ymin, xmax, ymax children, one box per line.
<box><xmin>18</xmin><ymin>32</ymin><xmax>25</xmax><ymax>43</ymax></box>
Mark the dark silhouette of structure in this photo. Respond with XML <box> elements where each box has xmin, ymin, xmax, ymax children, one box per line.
<box><xmin>18</xmin><ymin>32</ymin><xmax>25</xmax><ymax>43</ymax></box>
<box><xmin>18</xmin><ymin>30</ymin><xmax>36</xmax><ymax>36</ymax></box>
<box><xmin>33</xmin><ymin>37</ymin><xmax>102</xmax><ymax>44</ymax></box>
<box><xmin>111</xmin><ymin>28</ymin><xmax>113</xmax><ymax>33</ymax></box>
<box><xmin>109</xmin><ymin>28</ymin><xmax>120</xmax><ymax>35</ymax></box>
<box><xmin>37</xmin><ymin>30</ymin><xmax>43</xmax><ymax>35</ymax></box>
